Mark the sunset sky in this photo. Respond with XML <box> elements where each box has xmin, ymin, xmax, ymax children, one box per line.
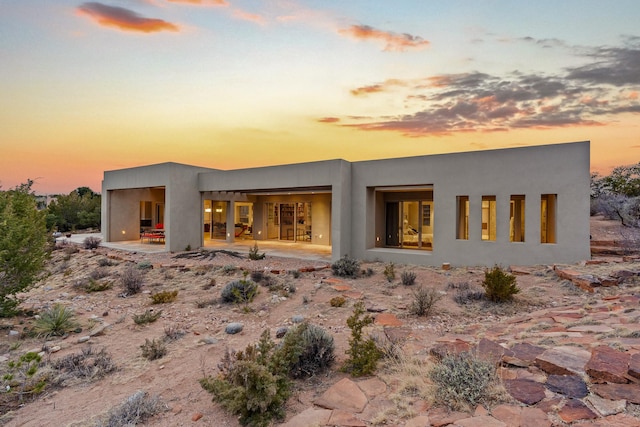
<box><xmin>1</xmin><ymin>0</ymin><xmax>639</xmax><ymax>194</ymax></box>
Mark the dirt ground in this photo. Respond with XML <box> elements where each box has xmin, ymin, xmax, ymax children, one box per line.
<box><xmin>1</xmin><ymin>216</ymin><xmax>639</xmax><ymax>427</ymax></box>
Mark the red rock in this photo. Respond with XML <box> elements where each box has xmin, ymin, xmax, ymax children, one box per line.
<box><xmin>592</xmin><ymin>383</ymin><xmax>640</xmax><ymax>404</ymax></box>
<box><xmin>280</xmin><ymin>408</ymin><xmax>332</xmax><ymax>427</ymax></box>
<box><xmin>586</xmin><ymin>345</ymin><xmax>630</xmax><ymax>383</ymax></box>
<box><xmin>191</xmin><ymin>412</ymin><xmax>203</xmax><ymax>422</ymax></box>
<box><xmin>558</xmin><ymin>398</ymin><xmax>597</xmax><ymax>423</ymax></box>
<box><xmin>356</xmin><ymin>378</ymin><xmax>386</xmax><ymax>398</ymax></box>
<box><xmin>314</xmin><ymin>378</ymin><xmax>368</xmax><ymax>412</ymax></box>
<box><xmin>545</xmin><ymin>374</ymin><xmax>588</xmax><ymax>398</ymax></box>
<box><xmin>503</xmin><ymin>342</ymin><xmax>545</xmax><ymax>367</ymax></box>
<box><xmin>327</xmin><ymin>410</ymin><xmax>366</xmax><ymax>426</ymax></box>
<box><xmin>427</xmin><ymin>408</ymin><xmax>468</xmax><ymax>426</ymax></box>
<box><xmin>454</xmin><ymin>415</ymin><xmax>506</xmax><ymax>426</ymax></box>
<box><xmin>535</xmin><ymin>346</ymin><xmax>590</xmax><ymax>376</ymax></box>
<box><xmin>520</xmin><ymin>407</ymin><xmax>551</xmax><ymax>427</ymax></box>
<box><xmin>629</xmin><ymin>352</ymin><xmax>640</xmax><ymax>379</ymax></box>
<box><xmin>491</xmin><ymin>404</ymin><xmax>521</xmax><ymax>425</ymax></box>
<box><xmin>430</xmin><ymin>340</ymin><xmax>473</xmax><ymax>358</ymax></box>
<box><xmin>504</xmin><ymin>379</ymin><xmax>546</xmax><ymax>405</ymax></box>
<box><xmin>404</xmin><ymin>415</ymin><xmax>431</xmax><ymax>427</ymax></box>
<box><xmin>477</xmin><ymin>338</ymin><xmax>514</xmax><ymax>365</ymax></box>
<box><xmin>374</xmin><ymin>312</ymin><xmax>402</xmax><ymax>327</ymax></box>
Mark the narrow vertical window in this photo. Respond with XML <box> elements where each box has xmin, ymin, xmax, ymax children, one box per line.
<box><xmin>456</xmin><ymin>196</ymin><xmax>469</xmax><ymax>240</ymax></box>
<box><xmin>510</xmin><ymin>195</ymin><xmax>525</xmax><ymax>242</ymax></box>
<box><xmin>541</xmin><ymin>194</ymin><xmax>557</xmax><ymax>243</ymax></box>
<box><xmin>481</xmin><ymin>196</ymin><xmax>496</xmax><ymax>241</ymax></box>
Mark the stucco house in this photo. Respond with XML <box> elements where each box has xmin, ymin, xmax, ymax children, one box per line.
<box><xmin>101</xmin><ymin>141</ymin><xmax>590</xmax><ymax>266</ymax></box>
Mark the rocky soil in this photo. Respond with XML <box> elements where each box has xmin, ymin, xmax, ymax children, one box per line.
<box><xmin>1</xmin><ymin>216</ymin><xmax>640</xmax><ymax>427</ymax></box>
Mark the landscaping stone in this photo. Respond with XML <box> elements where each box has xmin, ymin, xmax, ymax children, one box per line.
<box><xmin>585</xmin><ymin>394</ymin><xmax>626</xmax><ymax>416</ymax></box>
<box><xmin>427</xmin><ymin>409</ymin><xmax>468</xmax><ymax>426</ymax></box>
<box><xmin>374</xmin><ymin>312</ymin><xmax>402</xmax><ymax>327</ymax></box>
<box><xmin>327</xmin><ymin>410</ymin><xmax>366</xmax><ymax>426</ymax></box>
<box><xmin>356</xmin><ymin>378</ymin><xmax>386</xmax><ymax>398</ymax></box>
<box><xmin>592</xmin><ymin>383</ymin><xmax>640</xmax><ymax>404</ymax></box>
<box><xmin>629</xmin><ymin>352</ymin><xmax>640</xmax><ymax>380</ymax></box>
<box><xmin>535</xmin><ymin>346</ymin><xmax>590</xmax><ymax>376</ymax></box>
<box><xmin>453</xmin><ymin>415</ymin><xmax>506</xmax><ymax>427</ymax></box>
<box><xmin>557</xmin><ymin>398</ymin><xmax>597</xmax><ymax>423</ymax></box>
<box><xmin>224</xmin><ymin>322</ymin><xmax>243</xmax><ymax>334</ymax></box>
<box><xmin>503</xmin><ymin>379</ymin><xmax>546</xmax><ymax>405</ymax></box>
<box><xmin>404</xmin><ymin>415</ymin><xmax>431</xmax><ymax>427</ymax></box>
<box><xmin>503</xmin><ymin>342</ymin><xmax>546</xmax><ymax>367</ymax></box>
<box><xmin>586</xmin><ymin>345</ymin><xmax>630</xmax><ymax>383</ymax></box>
<box><xmin>314</xmin><ymin>378</ymin><xmax>368</xmax><ymax>412</ymax></box>
<box><xmin>545</xmin><ymin>374</ymin><xmax>588</xmax><ymax>398</ymax></box>
<box><xmin>477</xmin><ymin>338</ymin><xmax>513</xmax><ymax>365</ymax></box>
<box><xmin>520</xmin><ymin>407</ymin><xmax>551</xmax><ymax>427</ymax></box>
<box><xmin>281</xmin><ymin>408</ymin><xmax>332</xmax><ymax>427</ymax></box>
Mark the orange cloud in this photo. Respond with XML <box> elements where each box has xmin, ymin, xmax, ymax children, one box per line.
<box><xmin>350</xmin><ymin>79</ymin><xmax>408</xmax><ymax>96</ymax></box>
<box><xmin>232</xmin><ymin>9</ymin><xmax>266</xmax><ymax>24</ymax></box>
<box><xmin>77</xmin><ymin>2</ymin><xmax>179</xmax><ymax>33</ymax></box>
<box><xmin>318</xmin><ymin>117</ymin><xmax>340</xmax><ymax>123</ymax></box>
<box><xmin>339</xmin><ymin>24</ymin><xmax>430</xmax><ymax>52</ymax></box>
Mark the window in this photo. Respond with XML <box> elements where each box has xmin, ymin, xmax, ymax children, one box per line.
<box><xmin>481</xmin><ymin>196</ymin><xmax>496</xmax><ymax>241</ymax></box>
<box><xmin>541</xmin><ymin>194</ymin><xmax>557</xmax><ymax>243</ymax></box>
<box><xmin>382</xmin><ymin>193</ymin><xmax>433</xmax><ymax>250</ymax></box>
<box><xmin>456</xmin><ymin>196</ymin><xmax>469</xmax><ymax>240</ymax></box>
<box><xmin>510</xmin><ymin>195</ymin><xmax>525</xmax><ymax>242</ymax></box>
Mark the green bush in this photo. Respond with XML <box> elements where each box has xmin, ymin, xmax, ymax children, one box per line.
<box><xmin>121</xmin><ymin>266</ymin><xmax>144</xmax><ymax>295</ymax></box>
<box><xmin>221</xmin><ymin>279</ymin><xmax>258</xmax><ymax>304</ymax></box>
<box><xmin>98</xmin><ymin>390</ymin><xmax>166</xmax><ymax>427</ymax></box>
<box><xmin>200</xmin><ymin>331</ymin><xmax>291</xmax><ymax>427</ymax></box>
<box><xmin>429</xmin><ymin>352</ymin><xmax>496</xmax><ymax>411</ymax></box>
<box><xmin>150</xmin><ymin>290</ymin><xmax>178</xmax><ymax>304</ymax></box>
<box><xmin>331</xmin><ymin>255</ymin><xmax>360</xmax><ymax>278</ymax></box>
<box><xmin>383</xmin><ymin>262</ymin><xmax>395</xmax><ymax>282</ymax></box>
<box><xmin>2</xmin><ymin>352</ymin><xmax>48</xmax><ymax>403</ymax></box>
<box><xmin>401</xmin><ymin>270</ymin><xmax>417</xmax><ymax>286</ymax></box>
<box><xmin>280</xmin><ymin>323</ymin><xmax>335</xmax><ymax>378</ymax></box>
<box><xmin>481</xmin><ymin>266</ymin><xmax>520</xmax><ymax>302</ymax></box>
<box><xmin>83</xmin><ymin>236</ymin><xmax>101</xmax><ymax>249</ymax></box>
<box><xmin>341</xmin><ymin>302</ymin><xmax>380</xmax><ymax>377</ymax></box>
<box><xmin>248</xmin><ymin>242</ymin><xmax>266</xmax><ymax>260</ymax></box>
<box><xmin>0</xmin><ymin>181</ymin><xmax>49</xmax><ymax>317</ymax></box>
<box><xmin>33</xmin><ymin>304</ymin><xmax>79</xmax><ymax>337</ymax></box>
<box><xmin>141</xmin><ymin>338</ymin><xmax>167</xmax><ymax>361</ymax></box>
<box><xmin>409</xmin><ymin>286</ymin><xmax>442</xmax><ymax>317</ymax></box>
<box><xmin>133</xmin><ymin>309</ymin><xmax>162</xmax><ymax>325</ymax></box>
<box><xmin>330</xmin><ymin>296</ymin><xmax>346</xmax><ymax>307</ymax></box>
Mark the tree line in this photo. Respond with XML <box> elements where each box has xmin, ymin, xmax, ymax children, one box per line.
<box><xmin>591</xmin><ymin>162</ymin><xmax>640</xmax><ymax>227</ymax></box>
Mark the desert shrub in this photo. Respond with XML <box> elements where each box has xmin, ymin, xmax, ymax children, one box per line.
<box><xmin>248</xmin><ymin>242</ymin><xmax>266</xmax><ymax>260</ymax></box>
<box><xmin>132</xmin><ymin>309</ymin><xmax>162</xmax><ymax>325</ymax></box>
<box><xmin>341</xmin><ymin>301</ymin><xmax>381</xmax><ymax>377</ymax></box>
<box><xmin>481</xmin><ymin>266</ymin><xmax>520</xmax><ymax>302</ymax></box>
<box><xmin>221</xmin><ymin>279</ymin><xmax>258</xmax><ymax>304</ymax></box>
<box><xmin>89</xmin><ymin>267</ymin><xmax>110</xmax><ymax>280</ymax></box>
<box><xmin>83</xmin><ymin>279</ymin><xmax>112</xmax><ymax>293</ymax></box>
<box><xmin>150</xmin><ymin>290</ymin><xmax>178</xmax><ymax>304</ymax></box>
<box><xmin>83</xmin><ymin>236</ymin><xmax>101</xmax><ymax>249</ymax></box>
<box><xmin>429</xmin><ymin>352</ymin><xmax>496</xmax><ymax>411</ymax></box>
<box><xmin>137</xmin><ymin>260</ymin><xmax>153</xmax><ymax>270</ymax></box>
<box><xmin>2</xmin><ymin>352</ymin><xmax>48</xmax><ymax>403</ymax></box>
<box><xmin>33</xmin><ymin>304</ymin><xmax>79</xmax><ymax>337</ymax></box>
<box><xmin>288</xmin><ymin>269</ymin><xmax>301</xmax><ymax>279</ymax></box>
<box><xmin>330</xmin><ymin>296</ymin><xmax>346</xmax><ymax>307</ymax></box>
<box><xmin>202</xmin><ymin>278</ymin><xmax>217</xmax><ymax>290</ymax></box>
<box><xmin>362</xmin><ymin>267</ymin><xmax>374</xmax><ymax>277</ymax></box>
<box><xmin>409</xmin><ymin>286</ymin><xmax>442</xmax><ymax>317</ymax></box>
<box><xmin>50</xmin><ymin>347</ymin><xmax>116</xmax><ymax>386</ymax></box>
<box><xmin>200</xmin><ymin>330</ymin><xmax>291</xmax><ymax>427</ymax></box>
<box><xmin>97</xmin><ymin>390</ymin><xmax>166</xmax><ymax>427</ymax></box>
<box><xmin>331</xmin><ymin>255</ymin><xmax>360</xmax><ymax>278</ymax></box>
<box><xmin>383</xmin><ymin>262</ymin><xmax>396</xmax><ymax>282</ymax></box>
<box><xmin>195</xmin><ymin>298</ymin><xmax>217</xmax><ymax>308</ymax></box>
<box><xmin>453</xmin><ymin>287</ymin><xmax>485</xmax><ymax>305</ymax></box>
<box><xmin>401</xmin><ymin>271</ymin><xmax>417</xmax><ymax>286</ymax></box>
<box><xmin>141</xmin><ymin>338</ymin><xmax>167</xmax><ymax>360</ymax></box>
<box><xmin>97</xmin><ymin>258</ymin><xmax>116</xmax><ymax>267</ymax></box>
<box><xmin>163</xmin><ymin>324</ymin><xmax>186</xmax><ymax>341</ymax></box>
<box><xmin>121</xmin><ymin>266</ymin><xmax>144</xmax><ymax>295</ymax></box>
<box><xmin>251</xmin><ymin>271</ymin><xmax>276</xmax><ymax>287</ymax></box>
<box><xmin>280</xmin><ymin>323</ymin><xmax>335</xmax><ymax>378</ymax></box>
<box><xmin>222</xmin><ymin>264</ymin><xmax>237</xmax><ymax>275</ymax></box>
<box><xmin>250</xmin><ymin>270</ymin><xmax>265</xmax><ymax>282</ymax></box>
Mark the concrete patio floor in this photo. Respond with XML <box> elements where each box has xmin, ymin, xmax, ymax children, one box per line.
<box><xmin>61</xmin><ymin>233</ymin><xmax>332</xmax><ymax>263</ymax></box>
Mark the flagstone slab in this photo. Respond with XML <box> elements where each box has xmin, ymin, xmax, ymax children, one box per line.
<box><xmin>629</xmin><ymin>352</ymin><xmax>640</xmax><ymax>379</ymax></box>
<box><xmin>477</xmin><ymin>338</ymin><xmax>514</xmax><ymax>365</ymax></box>
<box><xmin>545</xmin><ymin>374</ymin><xmax>588</xmax><ymax>398</ymax></box>
<box><xmin>504</xmin><ymin>379</ymin><xmax>546</xmax><ymax>405</ymax></box>
<box><xmin>327</xmin><ymin>410</ymin><xmax>366</xmax><ymax>426</ymax></box>
<box><xmin>592</xmin><ymin>383</ymin><xmax>640</xmax><ymax>404</ymax></box>
<box><xmin>567</xmin><ymin>324</ymin><xmax>614</xmax><ymax>333</ymax></box>
<box><xmin>374</xmin><ymin>312</ymin><xmax>402</xmax><ymax>327</ymax></box>
<box><xmin>535</xmin><ymin>346</ymin><xmax>591</xmax><ymax>376</ymax></box>
<box><xmin>280</xmin><ymin>408</ymin><xmax>332</xmax><ymax>427</ymax></box>
<box><xmin>314</xmin><ymin>378</ymin><xmax>368</xmax><ymax>412</ymax></box>
<box><xmin>586</xmin><ymin>345</ymin><xmax>630</xmax><ymax>383</ymax></box>
<box><xmin>453</xmin><ymin>415</ymin><xmax>506</xmax><ymax>427</ymax></box>
<box><xmin>558</xmin><ymin>398</ymin><xmax>597</xmax><ymax>423</ymax></box>
<box><xmin>585</xmin><ymin>394</ymin><xmax>626</xmax><ymax>417</ymax></box>
<box><xmin>503</xmin><ymin>342</ymin><xmax>546</xmax><ymax>367</ymax></box>
<box><xmin>520</xmin><ymin>407</ymin><xmax>552</xmax><ymax>427</ymax></box>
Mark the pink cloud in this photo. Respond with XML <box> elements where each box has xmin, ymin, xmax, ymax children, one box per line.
<box><xmin>167</xmin><ymin>0</ymin><xmax>228</xmax><ymax>4</ymax></box>
<box><xmin>77</xmin><ymin>2</ymin><xmax>179</xmax><ymax>33</ymax></box>
<box><xmin>232</xmin><ymin>9</ymin><xmax>266</xmax><ymax>25</ymax></box>
<box><xmin>318</xmin><ymin>117</ymin><xmax>340</xmax><ymax>123</ymax></box>
<box><xmin>338</xmin><ymin>24</ymin><xmax>430</xmax><ymax>52</ymax></box>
